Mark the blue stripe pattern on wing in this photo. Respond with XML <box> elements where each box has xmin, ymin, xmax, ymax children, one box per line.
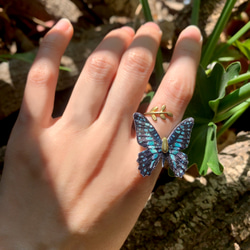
<box><xmin>133</xmin><ymin>113</ymin><xmax>194</xmax><ymax>178</ymax></box>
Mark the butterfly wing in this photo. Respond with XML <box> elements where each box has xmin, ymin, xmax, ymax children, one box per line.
<box><xmin>168</xmin><ymin>117</ymin><xmax>194</xmax><ymax>151</ymax></box>
<box><xmin>133</xmin><ymin>112</ymin><xmax>162</xmax><ymax>176</ymax></box>
<box><xmin>166</xmin><ymin>151</ymin><xmax>188</xmax><ymax>177</ymax></box>
<box><xmin>137</xmin><ymin>149</ymin><xmax>161</xmax><ymax>177</ymax></box>
<box><xmin>167</xmin><ymin>117</ymin><xmax>194</xmax><ymax>177</ymax></box>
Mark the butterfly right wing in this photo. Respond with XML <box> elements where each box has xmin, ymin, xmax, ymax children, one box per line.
<box><xmin>133</xmin><ymin>112</ymin><xmax>162</xmax><ymax>176</ymax></box>
<box><xmin>167</xmin><ymin>117</ymin><xmax>194</xmax><ymax>177</ymax></box>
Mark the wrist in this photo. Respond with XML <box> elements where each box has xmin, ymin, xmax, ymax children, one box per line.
<box><xmin>0</xmin><ymin>205</ymin><xmax>67</xmax><ymax>250</ymax></box>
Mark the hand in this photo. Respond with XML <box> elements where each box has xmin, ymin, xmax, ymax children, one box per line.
<box><xmin>0</xmin><ymin>19</ymin><xmax>202</xmax><ymax>249</ymax></box>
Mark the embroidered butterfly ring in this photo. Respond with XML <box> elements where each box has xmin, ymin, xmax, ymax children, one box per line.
<box><xmin>133</xmin><ymin>112</ymin><xmax>194</xmax><ymax>178</ymax></box>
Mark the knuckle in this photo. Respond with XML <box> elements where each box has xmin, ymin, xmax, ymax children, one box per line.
<box><xmin>167</xmin><ymin>78</ymin><xmax>193</xmax><ymax>105</ymax></box>
<box><xmin>41</xmin><ymin>38</ymin><xmax>56</xmax><ymax>51</ymax></box>
<box><xmin>124</xmin><ymin>49</ymin><xmax>154</xmax><ymax>74</ymax></box>
<box><xmin>41</xmin><ymin>34</ymin><xmax>62</xmax><ymax>55</ymax></box>
<box><xmin>28</xmin><ymin>62</ymin><xmax>55</xmax><ymax>86</ymax></box>
<box><xmin>86</xmin><ymin>54</ymin><xmax>116</xmax><ymax>80</ymax></box>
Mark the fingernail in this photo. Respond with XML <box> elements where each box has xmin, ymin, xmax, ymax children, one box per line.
<box><xmin>54</xmin><ymin>18</ymin><xmax>71</xmax><ymax>31</ymax></box>
<box><xmin>143</xmin><ymin>22</ymin><xmax>162</xmax><ymax>34</ymax></box>
<box><xmin>121</xmin><ymin>26</ymin><xmax>135</xmax><ymax>36</ymax></box>
<box><xmin>183</xmin><ymin>25</ymin><xmax>203</xmax><ymax>44</ymax></box>
<box><xmin>189</xmin><ymin>25</ymin><xmax>203</xmax><ymax>43</ymax></box>
<box><xmin>200</xmin><ymin>33</ymin><xmax>203</xmax><ymax>43</ymax></box>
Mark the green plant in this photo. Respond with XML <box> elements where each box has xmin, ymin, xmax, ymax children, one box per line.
<box><xmin>140</xmin><ymin>0</ymin><xmax>250</xmax><ymax>176</ymax></box>
<box><xmin>0</xmin><ymin>52</ymin><xmax>71</xmax><ymax>71</ymax></box>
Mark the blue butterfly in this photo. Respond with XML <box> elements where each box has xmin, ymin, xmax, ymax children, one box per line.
<box><xmin>133</xmin><ymin>112</ymin><xmax>194</xmax><ymax>178</ymax></box>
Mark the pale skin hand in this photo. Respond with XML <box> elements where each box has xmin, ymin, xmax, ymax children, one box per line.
<box><xmin>0</xmin><ymin>19</ymin><xmax>202</xmax><ymax>249</ymax></box>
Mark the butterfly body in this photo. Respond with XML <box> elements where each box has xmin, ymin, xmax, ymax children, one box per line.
<box><xmin>133</xmin><ymin>112</ymin><xmax>194</xmax><ymax>178</ymax></box>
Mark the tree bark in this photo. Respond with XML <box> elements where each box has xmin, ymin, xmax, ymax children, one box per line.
<box><xmin>122</xmin><ymin>131</ymin><xmax>250</xmax><ymax>250</ymax></box>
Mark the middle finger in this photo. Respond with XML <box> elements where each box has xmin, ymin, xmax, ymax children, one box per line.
<box><xmin>100</xmin><ymin>22</ymin><xmax>162</xmax><ymax>125</ymax></box>
<box><xmin>63</xmin><ymin>26</ymin><xmax>135</xmax><ymax>128</ymax></box>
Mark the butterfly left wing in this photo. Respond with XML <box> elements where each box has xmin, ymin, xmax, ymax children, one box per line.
<box><xmin>133</xmin><ymin>112</ymin><xmax>162</xmax><ymax>176</ymax></box>
<box><xmin>133</xmin><ymin>112</ymin><xmax>162</xmax><ymax>148</ymax></box>
<box><xmin>166</xmin><ymin>151</ymin><xmax>189</xmax><ymax>177</ymax></box>
<box><xmin>167</xmin><ymin>117</ymin><xmax>194</xmax><ymax>177</ymax></box>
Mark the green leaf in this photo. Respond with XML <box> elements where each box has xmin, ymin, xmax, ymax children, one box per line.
<box><xmin>217</xmin><ymin>81</ymin><xmax>250</xmax><ymax>115</ymax></box>
<box><xmin>186</xmin><ymin>122</ymin><xmax>223</xmax><ymax>176</ymax></box>
<box><xmin>140</xmin><ymin>0</ymin><xmax>164</xmax><ymax>88</ymax></box>
<box><xmin>228</xmin><ymin>71</ymin><xmax>250</xmax><ymax>86</ymax></box>
<box><xmin>209</xmin><ymin>62</ymin><xmax>241</xmax><ymax>116</ymax></box>
<box><xmin>212</xmin><ymin>43</ymin><xmax>242</xmax><ymax>62</ymax></box>
<box><xmin>184</xmin><ymin>63</ymin><xmax>234</xmax><ymax>176</ymax></box>
<box><xmin>0</xmin><ymin>52</ymin><xmax>36</xmax><ymax>63</ymax></box>
<box><xmin>203</xmin><ymin>122</ymin><xmax>223</xmax><ymax>175</ymax></box>
<box><xmin>191</xmin><ymin>0</ymin><xmax>200</xmax><ymax>26</ymax></box>
<box><xmin>211</xmin><ymin>21</ymin><xmax>250</xmax><ymax>62</ymax></box>
<box><xmin>201</xmin><ymin>0</ymin><xmax>237</xmax><ymax>68</ymax></box>
<box><xmin>140</xmin><ymin>91</ymin><xmax>155</xmax><ymax>104</ymax></box>
<box><xmin>184</xmin><ymin>63</ymin><xmax>227</xmax><ymax>121</ymax></box>
<box><xmin>140</xmin><ymin>0</ymin><xmax>153</xmax><ymax>21</ymax></box>
<box><xmin>0</xmin><ymin>52</ymin><xmax>71</xmax><ymax>72</ymax></box>
<box><xmin>217</xmin><ymin>99</ymin><xmax>250</xmax><ymax>138</ymax></box>
<box><xmin>59</xmin><ymin>65</ymin><xmax>71</xmax><ymax>72</ymax></box>
<box><xmin>233</xmin><ymin>39</ymin><xmax>250</xmax><ymax>60</ymax></box>
<box><xmin>184</xmin><ymin>62</ymin><xmax>250</xmax><ymax>176</ymax></box>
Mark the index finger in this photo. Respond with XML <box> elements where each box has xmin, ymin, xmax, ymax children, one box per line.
<box><xmin>147</xmin><ymin>25</ymin><xmax>202</xmax><ymax>137</ymax></box>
